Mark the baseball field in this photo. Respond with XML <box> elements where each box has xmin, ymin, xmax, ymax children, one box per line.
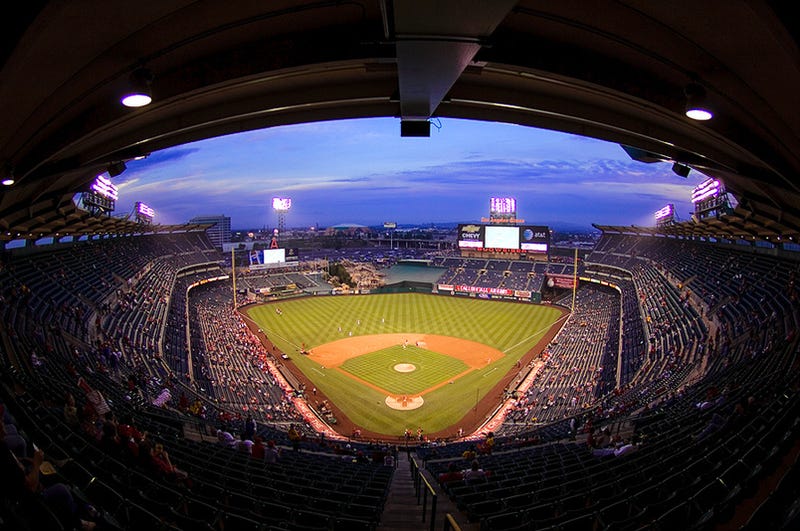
<box><xmin>243</xmin><ymin>293</ymin><xmax>565</xmax><ymax>438</ymax></box>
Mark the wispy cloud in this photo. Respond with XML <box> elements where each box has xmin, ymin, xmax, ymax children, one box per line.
<box><xmin>109</xmin><ymin>117</ymin><xmax>707</xmax><ymax>228</ymax></box>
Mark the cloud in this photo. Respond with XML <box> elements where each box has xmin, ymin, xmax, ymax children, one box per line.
<box><xmin>108</xmin><ymin>117</ymin><xmax>710</xmax><ymax>228</ymax></box>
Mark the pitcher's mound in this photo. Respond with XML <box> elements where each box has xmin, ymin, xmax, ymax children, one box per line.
<box><xmin>385</xmin><ymin>395</ymin><xmax>424</xmax><ymax>410</ymax></box>
<box><xmin>393</xmin><ymin>363</ymin><xmax>416</xmax><ymax>373</ymax></box>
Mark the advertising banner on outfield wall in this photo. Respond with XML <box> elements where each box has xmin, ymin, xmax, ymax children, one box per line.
<box><xmin>438</xmin><ymin>284</ymin><xmax>454</xmax><ymax>291</ymax></box>
<box><xmin>454</xmin><ymin>285</ymin><xmax>515</xmax><ymax>296</ymax></box>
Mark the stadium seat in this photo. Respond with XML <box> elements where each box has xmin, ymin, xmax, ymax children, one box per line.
<box><xmin>219</xmin><ymin>511</ymin><xmax>264</xmax><ymax>531</ymax></box>
<box><xmin>289</xmin><ymin>509</ymin><xmax>331</xmax><ymax>530</ymax></box>
<box><xmin>83</xmin><ymin>479</ymin><xmax>127</xmax><ymax>524</ymax></box>
<box><xmin>253</xmin><ymin>501</ymin><xmax>293</xmax><ymax>527</ymax></box>
<box><xmin>332</xmin><ymin>516</ymin><xmax>374</xmax><ymax>531</ymax></box>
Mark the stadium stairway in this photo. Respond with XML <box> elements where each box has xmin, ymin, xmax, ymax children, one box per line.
<box><xmin>377</xmin><ymin>451</ymin><xmax>478</xmax><ymax>531</ymax></box>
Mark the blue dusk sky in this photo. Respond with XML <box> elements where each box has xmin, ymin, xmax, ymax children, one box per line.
<box><xmin>114</xmin><ymin>117</ymin><xmax>706</xmax><ymax>230</ymax></box>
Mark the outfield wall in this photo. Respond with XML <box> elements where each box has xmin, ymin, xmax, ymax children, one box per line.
<box><xmin>436</xmin><ymin>283</ymin><xmax>542</xmax><ymax>303</ymax></box>
<box><xmin>373</xmin><ymin>280</ymin><xmax>434</xmax><ymax>294</ymax></box>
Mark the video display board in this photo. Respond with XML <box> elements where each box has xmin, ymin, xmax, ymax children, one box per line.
<box><xmin>249</xmin><ymin>248</ymin><xmax>285</xmax><ymax>269</ymax></box>
<box><xmin>458</xmin><ymin>224</ymin><xmax>549</xmax><ymax>253</ymax></box>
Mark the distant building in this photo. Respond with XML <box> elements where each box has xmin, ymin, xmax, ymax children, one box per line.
<box><xmin>189</xmin><ymin>214</ymin><xmax>231</xmax><ymax>248</ymax></box>
<box><xmin>325</xmin><ymin>223</ymin><xmax>371</xmax><ymax>236</ymax></box>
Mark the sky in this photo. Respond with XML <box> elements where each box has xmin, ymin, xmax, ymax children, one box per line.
<box><xmin>114</xmin><ymin>117</ymin><xmax>706</xmax><ymax>231</ymax></box>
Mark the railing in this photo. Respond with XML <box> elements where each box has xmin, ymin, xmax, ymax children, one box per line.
<box><xmin>410</xmin><ymin>455</ymin><xmax>438</xmax><ymax>531</ymax></box>
<box><xmin>442</xmin><ymin>513</ymin><xmax>462</xmax><ymax>531</ymax></box>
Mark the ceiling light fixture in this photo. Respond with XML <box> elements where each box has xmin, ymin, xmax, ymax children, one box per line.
<box><xmin>684</xmin><ymin>83</ymin><xmax>713</xmax><ymax>121</ymax></box>
<box><xmin>1</xmin><ymin>166</ymin><xmax>14</xmax><ymax>186</ymax></box>
<box><xmin>672</xmin><ymin>162</ymin><xmax>691</xmax><ymax>178</ymax></box>
<box><xmin>107</xmin><ymin>161</ymin><xmax>127</xmax><ymax>177</ymax></box>
<box><xmin>121</xmin><ymin>68</ymin><xmax>154</xmax><ymax>108</ymax></box>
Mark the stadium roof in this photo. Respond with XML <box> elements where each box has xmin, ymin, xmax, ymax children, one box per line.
<box><xmin>1</xmin><ymin>1</ymin><xmax>799</xmax><ymax>241</ymax></box>
<box><xmin>594</xmin><ymin>201</ymin><xmax>800</xmax><ymax>242</ymax></box>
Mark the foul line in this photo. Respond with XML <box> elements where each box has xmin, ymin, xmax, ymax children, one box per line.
<box><xmin>240</xmin><ymin>311</ymin><xmax>305</xmax><ymax>352</ymax></box>
<box><xmin>502</xmin><ymin>313</ymin><xmax>569</xmax><ymax>354</ymax></box>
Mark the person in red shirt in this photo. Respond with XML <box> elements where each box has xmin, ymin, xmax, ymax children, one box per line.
<box><xmin>437</xmin><ymin>463</ymin><xmax>463</xmax><ymax>486</ymax></box>
<box><xmin>251</xmin><ymin>436</ymin><xmax>266</xmax><ymax>459</ymax></box>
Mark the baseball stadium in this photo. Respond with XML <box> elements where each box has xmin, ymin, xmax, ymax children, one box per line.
<box><xmin>1</xmin><ymin>3</ymin><xmax>800</xmax><ymax>531</ymax></box>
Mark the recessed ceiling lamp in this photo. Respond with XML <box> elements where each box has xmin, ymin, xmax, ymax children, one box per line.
<box><xmin>1</xmin><ymin>167</ymin><xmax>14</xmax><ymax>186</ymax></box>
<box><xmin>685</xmin><ymin>83</ymin><xmax>713</xmax><ymax>121</ymax></box>
<box><xmin>121</xmin><ymin>68</ymin><xmax>154</xmax><ymax>108</ymax></box>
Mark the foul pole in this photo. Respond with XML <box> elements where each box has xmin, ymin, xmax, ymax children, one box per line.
<box><xmin>571</xmin><ymin>247</ymin><xmax>578</xmax><ymax>309</ymax></box>
<box><xmin>232</xmin><ymin>247</ymin><xmax>237</xmax><ymax>309</ymax></box>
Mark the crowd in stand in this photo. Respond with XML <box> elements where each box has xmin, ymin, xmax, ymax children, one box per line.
<box><xmin>189</xmin><ymin>282</ymin><xmax>303</xmax><ymax>425</ymax></box>
<box><xmin>1</xmin><ymin>230</ymin><xmax>799</xmax><ymax>530</ymax></box>
<box><xmin>500</xmin><ymin>285</ymin><xmax>621</xmax><ymax>430</ymax></box>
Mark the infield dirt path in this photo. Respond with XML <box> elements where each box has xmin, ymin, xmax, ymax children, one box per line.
<box><xmin>309</xmin><ymin>333</ymin><xmax>504</xmax><ymax>397</ymax></box>
<box><xmin>309</xmin><ymin>333</ymin><xmax>503</xmax><ymax>368</ymax></box>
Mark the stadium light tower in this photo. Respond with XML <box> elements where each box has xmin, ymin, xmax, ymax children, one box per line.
<box><xmin>80</xmin><ymin>174</ymin><xmax>118</xmax><ymax>216</ymax></box>
<box><xmin>134</xmin><ymin>201</ymin><xmax>155</xmax><ymax>224</ymax></box>
<box><xmin>272</xmin><ymin>197</ymin><xmax>291</xmax><ymax>249</ymax></box>
<box><xmin>272</xmin><ymin>197</ymin><xmax>291</xmax><ymax>233</ymax></box>
<box><xmin>655</xmin><ymin>204</ymin><xmax>675</xmax><ymax>228</ymax></box>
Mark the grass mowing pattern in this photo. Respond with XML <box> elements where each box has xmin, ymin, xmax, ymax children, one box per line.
<box><xmin>246</xmin><ymin>293</ymin><xmax>563</xmax><ymax>435</ymax></box>
<box><xmin>341</xmin><ymin>345</ymin><xmax>468</xmax><ymax>395</ymax></box>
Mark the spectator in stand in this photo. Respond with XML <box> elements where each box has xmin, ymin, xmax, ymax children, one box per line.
<box><xmin>117</xmin><ymin>415</ymin><xmax>145</xmax><ymax>460</ymax></box>
<box><xmin>593</xmin><ymin>427</ymin><xmax>611</xmax><ymax>449</ymax></box>
<box><xmin>480</xmin><ymin>431</ymin><xmax>495</xmax><ymax>454</ymax></box>
<box><xmin>437</xmin><ymin>463</ymin><xmax>463</xmax><ymax>486</ymax></box>
<box><xmin>216</xmin><ymin>428</ymin><xmax>236</xmax><ymax>449</ymax></box>
<box><xmin>77</xmin><ymin>377</ymin><xmax>111</xmax><ymax>420</ymax></box>
<box><xmin>178</xmin><ymin>392</ymin><xmax>189</xmax><ymax>413</ymax></box>
<box><xmin>3</xmin><ymin>408</ymin><xmax>27</xmax><ymax>458</ymax></box>
<box><xmin>463</xmin><ymin>460</ymin><xmax>488</xmax><ymax>483</ymax></box>
<box><xmin>287</xmin><ymin>424</ymin><xmax>301</xmax><ymax>451</ymax></box>
<box><xmin>63</xmin><ymin>392</ymin><xmax>79</xmax><ymax>429</ymax></box>
<box><xmin>462</xmin><ymin>445</ymin><xmax>477</xmax><ymax>461</ymax></box>
<box><xmin>243</xmin><ymin>414</ymin><xmax>256</xmax><ymax>441</ymax></box>
<box><xmin>150</xmin><ymin>442</ymin><xmax>190</xmax><ymax>485</ymax></box>
<box><xmin>383</xmin><ymin>452</ymin><xmax>395</xmax><ymax>467</ymax></box>
<box><xmin>251</xmin><ymin>436</ymin><xmax>265</xmax><ymax>459</ymax></box>
<box><xmin>263</xmin><ymin>440</ymin><xmax>280</xmax><ymax>464</ymax></box>
<box><xmin>593</xmin><ymin>437</ymin><xmax>639</xmax><ymax>457</ymax></box>
<box><xmin>237</xmin><ymin>433</ymin><xmax>254</xmax><ymax>455</ymax></box>
<box><xmin>1</xmin><ymin>407</ymin><xmax>97</xmax><ymax>530</ymax></box>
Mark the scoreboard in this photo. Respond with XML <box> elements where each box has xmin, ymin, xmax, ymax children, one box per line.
<box><xmin>457</xmin><ymin>224</ymin><xmax>549</xmax><ymax>254</ymax></box>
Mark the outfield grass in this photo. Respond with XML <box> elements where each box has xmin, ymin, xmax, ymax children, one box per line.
<box><xmin>341</xmin><ymin>345</ymin><xmax>468</xmax><ymax>395</ymax></box>
<box><xmin>245</xmin><ymin>293</ymin><xmax>563</xmax><ymax>436</ymax></box>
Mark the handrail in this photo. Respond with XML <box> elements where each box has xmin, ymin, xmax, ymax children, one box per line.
<box><xmin>443</xmin><ymin>513</ymin><xmax>462</xmax><ymax>531</ymax></box>
<box><xmin>410</xmin><ymin>455</ymin><xmax>439</xmax><ymax>531</ymax></box>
